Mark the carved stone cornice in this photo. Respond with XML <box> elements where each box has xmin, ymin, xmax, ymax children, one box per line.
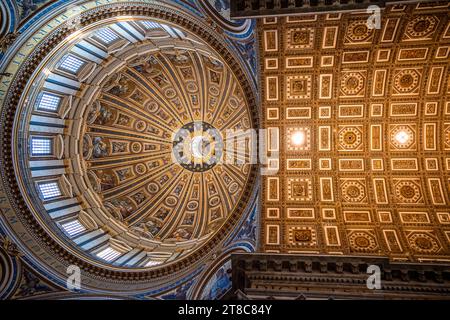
<box><xmin>231</xmin><ymin>253</ymin><xmax>450</xmax><ymax>299</ymax></box>
<box><xmin>230</xmin><ymin>0</ymin><xmax>439</xmax><ymax>18</ymax></box>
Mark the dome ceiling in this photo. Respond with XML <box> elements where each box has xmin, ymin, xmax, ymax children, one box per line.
<box><xmin>3</xmin><ymin>12</ymin><xmax>257</xmax><ymax>273</ymax></box>
<box><xmin>79</xmin><ymin>32</ymin><xmax>253</xmax><ymax>263</ymax></box>
<box><xmin>260</xmin><ymin>3</ymin><xmax>450</xmax><ymax>261</ymax></box>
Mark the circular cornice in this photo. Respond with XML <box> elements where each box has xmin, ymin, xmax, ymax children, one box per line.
<box><xmin>0</xmin><ymin>2</ymin><xmax>259</xmax><ymax>291</ymax></box>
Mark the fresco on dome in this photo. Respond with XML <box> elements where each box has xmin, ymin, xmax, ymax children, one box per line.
<box><xmin>200</xmin><ymin>260</ymin><xmax>232</xmax><ymax>300</ymax></box>
<box><xmin>208</xmin><ymin>0</ymin><xmax>231</xmax><ymax>21</ymax></box>
<box><xmin>16</xmin><ymin>0</ymin><xmax>52</xmax><ymax>20</ymax></box>
<box><xmin>159</xmin><ymin>279</ymin><xmax>194</xmax><ymax>300</ymax></box>
<box><xmin>237</xmin><ymin>203</ymin><xmax>258</xmax><ymax>243</ymax></box>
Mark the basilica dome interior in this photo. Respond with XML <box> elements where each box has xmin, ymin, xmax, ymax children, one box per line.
<box><xmin>0</xmin><ymin>0</ymin><xmax>449</xmax><ymax>300</ymax></box>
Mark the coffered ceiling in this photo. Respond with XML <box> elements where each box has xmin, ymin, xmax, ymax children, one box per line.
<box><xmin>260</xmin><ymin>2</ymin><xmax>450</xmax><ymax>262</ymax></box>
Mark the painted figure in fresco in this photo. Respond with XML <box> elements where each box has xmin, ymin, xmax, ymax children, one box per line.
<box><xmin>87</xmin><ymin>170</ymin><xmax>115</xmax><ymax>192</ymax></box>
<box><xmin>82</xmin><ymin>135</ymin><xmax>91</xmax><ymax>159</ymax></box>
<box><xmin>106</xmin><ymin>198</ymin><xmax>134</xmax><ymax>220</ymax></box>
<box><xmin>112</xmin><ymin>142</ymin><xmax>127</xmax><ymax>153</ymax></box>
<box><xmin>115</xmin><ymin>168</ymin><xmax>131</xmax><ymax>182</ymax></box>
<box><xmin>183</xmin><ymin>213</ymin><xmax>194</xmax><ymax>225</ymax></box>
<box><xmin>94</xmin><ymin>105</ymin><xmax>114</xmax><ymax>125</ymax></box>
<box><xmin>131</xmin><ymin>192</ymin><xmax>146</xmax><ymax>205</ymax></box>
<box><xmin>144</xmin><ymin>220</ymin><xmax>161</xmax><ymax>237</ymax></box>
<box><xmin>92</xmin><ymin>137</ymin><xmax>109</xmax><ymax>158</ymax></box>
<box><xmin>161</xmin><ymin>280</ymin><xmax>194</xmax><ymax>300</ymax></box>
<box><xmin>108</xmin><ymin>75</ymin><xmax>133</xmax><ymax>96</ymax></box>
<box><xmin>15</xmin><ymin>270</ymin><xmax>52</xmax><ymax>297</ymax></box>
<box><xmin>138</xmin><ymin>57</ymin><xmax>161</xmax><ymax>78</ymax></box>
<box><xmin>99</xmin><ymin>172</ymin><xmax>116</xmax><ymax>191</ymax></box>
<box><xmin>130</xmin><ymin>220</ymin><xmax>161</xmax><ymax>239</ymax></box>
<box><xmin>162</xmin><ymin>287</ymin><xmax>187</xmax><ymax>300</ymax></box>
<box><xmin>212</xmin><ymin>0</ymin><xmax>230</xmax><ymax>12</ymax></box>
<box><xmin>116</xmin><ymin>114</ymin><xmax>131</xmax><ymax>126</ymax></box>
<box><xmin>208</xmin><ymin>57</ymin><xmax>223</xmax><ymax>69</ymax></box>
<box><xmin>237</xmin><ymin>40</ymin><xmax>257</xmax><ymax>72</ymax></box>
<box><xmin>238</xmin><ymin>208</ymin><xmax>257</xmax><ymax>241</ymax></box>
<box><xmin>155</xmin><ymin>208</ymin><xmax>170</xmax><ymax>221</ymax></box>
<box><xmin>173</xmin><ymin>51</ymin><xmax>189</xmax><ymax>64</ymax></box>
<box><xmin>18</xmin><ymin>0</ymin><xmax>41</xmax><ymax>19</ymax></box>
<box><xmin>173</xmin><ymin>228</ymin><xmax>191</xmax><ymax>241</ymax></box>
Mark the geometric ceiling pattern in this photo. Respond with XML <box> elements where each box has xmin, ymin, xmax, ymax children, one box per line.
<box><xmin>261</xmin><ymin>2</ymin><xmax>450</xmax><ymax>262</ymax></box>
<box><xmin>2</xmin><ymin>0</ymin><xmax>450</xmax><ymax>301</ymax></box>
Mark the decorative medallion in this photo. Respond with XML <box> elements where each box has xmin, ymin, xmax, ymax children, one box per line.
<box><xmin>338</xmin><ymin>126</ymin><xmax>363</xmax><ymax>151</ymax></box>
<box><xmin>408</xmin><ymin>233</ymin><xmax>440</xmax><ymax>254</ymax></box>
<box><xmin>348</xmin><ymin>231</ymin><xmax>378</xmax><ymax>253</ymax></box>
<box><xmin>345</xmin><ymin>20</ymin><xmax>374</xmax><ymax>43</ymax></box>
<box><xmin>405</xmin><ymin>15</ymin><xmax>438</xmax><ymax>39</ymax></box>
<box><xmin>394</xmin><ymin>180</ymin><xmax>423</xmax><ymax>204</ymax></box>
<box><xmin>393</xmin><ymin>69</ymin><xmax>421</xmax><ymax>94</ymax></box>
<box><xmin>340</xmin><ymin>72</ymin><xmax>365</xmax><ymax>96</ymax></box>
<box><xmin>341</xmin><ymin>180</ymin><xmax>367</xmax><ymax>203</ymax></box>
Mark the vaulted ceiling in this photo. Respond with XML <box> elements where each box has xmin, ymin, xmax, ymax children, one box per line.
<box><xmin>1</xmin><ymin>0</ymin><xmax>450</xmax><ymax>300</ymax></box>
<box><xmin>260</xmin><ymin>2</ymin><xmax>450</xmax><ymax>262</ymax></box>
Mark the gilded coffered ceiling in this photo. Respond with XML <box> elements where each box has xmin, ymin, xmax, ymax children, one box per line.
<box><xmin>260</xmin><ymin>2</ymin><xmax>450</xmax><ymax>261</ymax></box>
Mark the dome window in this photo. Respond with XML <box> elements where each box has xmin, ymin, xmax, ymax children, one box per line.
<box><xmin>61</xmin><ymin>219</ymin><xmax>86</xmax><ymax>237</ymax></box>
<box><xmin>30</xmin><ymin>137</ymin><xmax>53</xmax><ymax>156</ymax></box>
<box><xmin>38</xmin><ymin>181</ymin><xmax>62</xmax><ymax>200</ymax></box>
<box><xmin>140</xmin><ymin>21</ymin><xmax>160</xmax><ymax>30</ymax></box>
<box><xmin>94</xmin><ymin>28</ymin><xmax>119</xmax><ymax>45</ymax></box>
<box><xmin>59</xmin><ymin>55</ymin><xmax>86</xmax><ymax>74</ymax></box>
<box><xmin>145</xmin><ymin>260</ymin><xmax>162</xmax><ymax>267</ymax></box>
<box><xmin>96</xmin><ymin>246</ymin><xmax>122</xmax><ymax>262</ymax></box>
<box><xmin>36</xmin><ymin>92</ymin><xmax>61</xmax><ymax>112</ymax></box>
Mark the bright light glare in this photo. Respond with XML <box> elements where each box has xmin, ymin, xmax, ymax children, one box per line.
<box><xmin>191</xmin><ymin>136</ymin><xmax>205</xmax><ymax>159</ymax></box>
<box><xmin>291</xmin><ymin>131</ymin><xmax>306</xmax><ymax>146</ymax></box>
<box><xmin>395</xmin><ymin>131</ymin><xmax>409</xmax><ymax>144</ymax></box>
